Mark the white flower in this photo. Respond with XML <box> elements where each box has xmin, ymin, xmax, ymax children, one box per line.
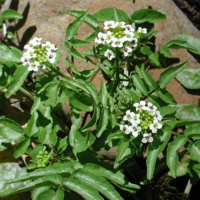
<box><xmin>104</xmin><ymin>49</ymin><xmax>115</xmax><ymax>60</ymax></box>
<box><xmin>129</xmin><ymin>124</ymin><xmax>141</xmax><ymax>137</ymax></box>
<box><xmin>29</xmin><ymin>37</ymin><xmax>42</xmax><ymax>46</ymax></box>
<box><xmin>47</xmin><ymin>51</ymin><xmax>57</xmax><ymax>63</ymax></box>
<box><xmin>28</xmin><ymin>61</ymin><xmax>40</xmax><ymax>72</ymax></box>
<box><xmin>123</xmin><ymin>110</ymin><xmax>134</xmax><ymax>121</ymax></box>
<box><xmin>130</xmin><ymin>113</ymin><xmax>140</xmax><ymax>125</ymax></box>
<box><xmin>23</xmin><ymin>49</ymin><xmax>36</xmax><ymax>59</ymax></box>
<box><xmin>115</xmin><ymin>21</ymin><xmax>126</xmax><ymax>28</ymax></box>
<box><xmin>104</xmin><ymin>21</ymin><xmax>116</xmax><ymax>29</ymax></box>
<box><xmin>147</xmin><ymin>102</ymin><xmax>157</xmax><ymax>111</ymax></box>
<box><xmin>133</xmin><ymin>101</ymin><xmax>146</xmax><ymax>111</ymax></box>
<box><xmin>124</xmin><ymin>31</ymin><xmax>134</xmax><ymax>41</ymax></box>
<box><xmin>141</xmin><ymin>133</ymin><xmax>153</xmax><ymax>143</ymax></box>
<box><xmin>95</xmin><ymin>32</ymin><xmax>107</xmax><ymax>44</ymax></box>
<box><xmin>21</xmin><ymin>56</ymin><xmax>30</xmax><ymax>66</ymax></box>
<box><xmin>129</xmin><ymin>38</ymin><xmax>138</xmax><ymax>48</ymax></box>
<box><xmin>138</xmin><ymin>27</ymin><xmax>147</xmax><ymax>34</ymax></box>
<box><xmin>154</xmin><ymin>111</ymin><xmax>162</xmax><ymax>121</ymax></box>
<box><xmin>120</xmin><ymin>125</ymin><xmax>131</xmax><ymax>135</ymax></box>
<box><xmin>105</xmin><ymin>31</ymin><xmax>113</xmax><ymax>44</ymax></box>
<box><xmin>111</xmin><ymin>38</ymin><xmax>124</xmax><ymax>48</ymax></box>
<box><xmin>121</xmin><ymin>46</ymin><xmax>132</xmax><ymax>57</ymax></box>
<box><xmin>125</xmin><ymin>25</ymin><xmax>134</xmax><ymax>32</ymax></box>
<box><xmin>42</xmin><ymin>41</ymin><xmax>57</xmax><ymax>51</ymax></box>
<box><xmin>149</xmin><ymin>119</ymin><xmax>162</xmax><ymax>133</ymax></box>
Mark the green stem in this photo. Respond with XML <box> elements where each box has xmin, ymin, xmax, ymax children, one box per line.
<box><xmin>182</xmin><ymin>179</ymin><xmax>192</xmax><ymax>200</ymax></box>
<box><xmin>19</xmin><ymin>87</ymin><xmax>34</xmax><ymax>100</ymax></box>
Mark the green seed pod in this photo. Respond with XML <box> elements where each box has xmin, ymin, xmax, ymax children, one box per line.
<box><xmin>36</xmin><ymin>155</ymin><xmax>43</xmax><ymax>159</ymax></box>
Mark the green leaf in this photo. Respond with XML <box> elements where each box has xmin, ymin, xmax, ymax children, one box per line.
<box><xmin>69</xmin><ymin>48</ymin><xmax>87</xmax><ymax>62</ymax></box>
<box><xmin>77</xmin><ymin>80</ymin><xmax>99</xmax><ymax>105</ymax></box>
<box><xmin>82</xmin><ymin>106</ymin><xmax>100</xmax><ymax>132</ymax></box>
<box><xmin>175</xmin><ymin>104</ymin><xmax>200</xmax><ymax>121</ymax></box>
<box><xmin>147</xmin><ymin>126</ymin><xmax>172</xmax><ymax>180</ymax></box>
<box><xmin>140</xmin><ymin>69</ymin><xmax>157</xmax><ymax>90</ymax></box>
<box><xmin>0</xmin><ymin>136</ymin><xmax>10</xmax><ymax>151</ymax></box>
<box><xmin>73</xmin><ymin>131</ymin><xmax>96</xmax><ymax>153</ymax></box>
<box><xmin>1</xmin><ymin>9</ymin><xmax>23</xmax><ymax>20</ymax></box>
<box><xmin>149</xmin><ymin>52</ymin><xmax>161</xmax><ymax>67</ymax></box>
<box><xmin>0</xmin><ymin>163</ymin><xmax>27</xmax><ymax>197</ymax></box>
<box><xmin>93</xmin><ymin>7</ymin><xmax>131</xmax><ymax>24</ymax></box>
<box><xmin>73</xmin><ymin>169</ymin><xmax>123</xmax><ymax>200</ymax></box>
<box><xmin>5</xmin><ymin>65</ymin><xmax>29</xmax><ymax>98</ymax></box>
<box><xmin>0</xmin><ymin>117</ymin><xmax>24</xmax><ymax>141</ymax></box>
<box><xmin>114</xmin><ymin>139</ymin><xmax>136</xmax><ymax>169</ymax></box>
<box><xmin>176</xmin><ymin>69</ymin><xmax>200</xmax><ymax>89</ymax></box>
<box><xmin>69</xmin><ymin>39</ymin><xmax>91</xmax><ymax>47</ymax></box>
<box><xmin>63</xmin><ymin>178</ymin><xmax>104</xmax><ymax>200</ymax></box>
<box><xmin>105</xmin><ymin>130</ymin><xmax>125</xmax><ymax>144</ymax></box>
<box><xmin>159</xmin><ymin>45</ymin><xmax>171</xmax><ymax>58</ymax></box>
<box><xmin>83</xmin><ymin>163</ymin><xmax>140</xmax><ymax>190</ymax></box>
<box><xmin>57</xmin><ymin>136</ymin><xmax>69</xmax><ymax>153</ymax></box>
<box><xmin>189</xmin><ymin>143</ymin><xmax>200</xmax><ymax>163</ymax></box>
<box><xmin>13</xmin><ymin>138</ymin><xmax>31</xmax><ymax>158</ymax></box>
<box><xmin>96</xmin><ymin>108</ymin><xmax>109</xmax><ymax>138</ymax></box>
<box><xmin>184</xmin><ymin>124</ymin><xmax>200</xmax><ymax>138</ymax></box>
<box><xmin>66</xmin><ymin>11</ymin><xmax>89</xmax><ymax>41</ymax></box>
<box><xmin>7</xmin><ymin>162</ymin><xmax>76</xmax><ymax>183</ymax></box>
<box><xmin>131</xmin><ymin>9</ymin><xmax>166</xmax><ymax>24</ymax></box>
<box><xmin>159</xmin><ymin>106</ymin><xmax>178</xmax><ymax>118</ymax></box>
<box><xmin>167</xmin><ymin>135</ymin><xmax>187</xmax><ymax>178</ymax></box>
<box><xmin>99</xmin><ymin>82</ymin><xmax>108</xmax><ymax>107</ymax></box>
<box><xmin>0</xmin><ymin>44</ymin><xmax>22</xmax><ymax>63</ymax></box>
<box><xmin>158</xmin><ymin>62</ymin><xmax>188</xmax><ymax>89</ymax></box>
<box><xmin>37</xmin><ymin>189</ymin><xmax>64</xmax><ymax>200</ymax></box>
<box><xmin>63</xmin><ymin>10</ymin><xmax>99</xmax><ymax>29</ymax></box>
<box><xmin>170</xmin><ymin>34</ymin><xmax>200</xmax><ymax>55</ymax></box>
<box><xmin>69</xmin><ymin>117</ymin><xmax>82</xmax><ymax>147</ymax></box>
<box><xmin>131</xmin><ymin>74</ymin><xmax>149</xmax><ymax>96</ymax></box>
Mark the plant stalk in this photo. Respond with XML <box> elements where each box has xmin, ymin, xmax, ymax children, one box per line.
<box><xmin>19</xmin><ymin>87</ymin><xmax>34</xmax><ymax>100</ymax></box>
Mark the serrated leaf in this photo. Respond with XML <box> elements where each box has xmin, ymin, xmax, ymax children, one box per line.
<box><xmin>93</xmin><ymin>7</ymin><xmax>130</xmax><ymax>24</ymax></box>
<box><xmin>167</xmin><ymin>135</ymin><xmax>187</xmax><ymax>178</ymax></box>
<box><xmin>63</xmin><ymin>178</ymin><xmax>103</xmax><ymax>200</ymax></box>
<box><xmin>158</xmin><ymin>61</ymin><xmax>188</xmax><ymax>89</ymax></box>
<box><xmin>37</xmin><ymin>189</ymin><xmax>64</xmax><ymax>200</ymax></box>
<box><xmin>131</xmin><ymin>9</ymin><xmax>166</xmax><ymax>23</ymax></box>
<box><xmin>73</xmin><ymin>169</ymin><xmax>123</xmax><ymax>200</ymax></box>
<box><xmin>66</xmin><ymin>11</ymin><xmax>89</xmax><ymax>41</ymax></box>
<box><xmin>1</xmin><ymin>9</ymin><xmax>23</xmax><ymax>20</ymax></box>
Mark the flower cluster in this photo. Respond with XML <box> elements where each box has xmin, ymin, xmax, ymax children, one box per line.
<box><xmin>36</xmin><ymin>151</ymin><xmax>51</xmax><ymax>168</ymax></box>
<box><xmin>95</xmin><ymin>21</ymin><xmax>147</xmax><ymax>60</ymax></box>
<box><xmin>120</xmin><ymin>101</ymin><xmax>162</xmax><ymax>144</ymax></box>
<box><xmin>21</xmin><ymin>37</ymin><xmax>58</xmax><ymax>71</ymax></box>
